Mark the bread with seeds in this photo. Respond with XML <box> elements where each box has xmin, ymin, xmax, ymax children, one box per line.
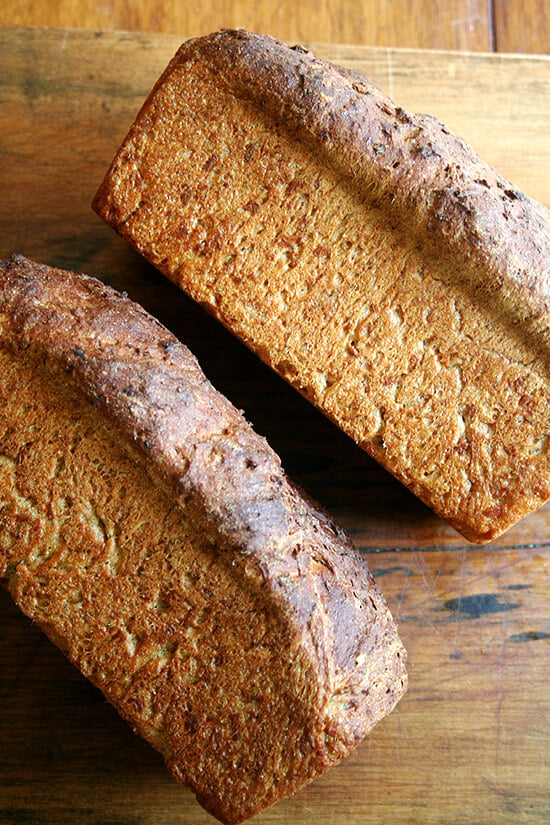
<box><xmin>0</xmin><ymin>254</ymin><xmax>406</xmax><ymax>825</ymax></box>
<box><xmin>94</xmin><ymin>28</ymin><xmax>550</xmax><ymax>543</ymax></box>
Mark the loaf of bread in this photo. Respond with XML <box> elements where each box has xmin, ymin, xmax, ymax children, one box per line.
<box><xmin>93</xmin><ymin>29</ymin><xmax>550</xmax><ymax>543</ymax></box>
<box><xmin>0</xmin><ymin>254</ymin><xmax>406</xmax><ymax>824</ymax></box>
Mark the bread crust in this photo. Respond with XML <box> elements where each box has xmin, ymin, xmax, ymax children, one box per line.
<box><xmin>93</xmin><ymin>29</ymin><xmax>550</xmax><ymax>542</ymax></box>
<box><xmin>0</xmin><ymin>254</ymin><xmax>406</xmax><ymax>824</ymax></box>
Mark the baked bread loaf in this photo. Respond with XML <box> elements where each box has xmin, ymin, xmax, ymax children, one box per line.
<box><xmin>0</xmin><ymin>254</ymin><xmax>406</xmax><ymax>825</ymax></box>
<box><xmin>93</xmin><ymin>29</ymin><xmax>550</xmax><ymax>543</ymax></box>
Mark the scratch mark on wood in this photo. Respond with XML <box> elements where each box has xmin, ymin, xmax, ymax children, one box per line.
<box><xmin>404</xmin><ymin>551</ymin><xmax>448</xmax><ymax>644</ymax></box>
<box><xmin>490</xmin><ymin>555</ymin><xmax>509</xmax><ymax>772</ymax></box>
<box><xmin>393</xmin><ymin>557</ymin><xmax>411</xmax><ymax>622</ymax></box>
<box><xmin>451</xmin><ymin>548</ymin><xmax>467</xmax><ymax>662</ymax></box>
<box><xmin>361</xmin><ymin>541</ymin><xmax>550</xmax><ymax>556</ymax></box>
<box><xmin>386</xmin><ymin>47</ymin><xmax>394</xmax><ymax>100</ymax></box>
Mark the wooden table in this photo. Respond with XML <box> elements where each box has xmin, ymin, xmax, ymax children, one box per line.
<box><xmin>1</xmin><ymin>26</ymin><xmax>549</xmax><ymax>825</ymax></box>
<box><xmin>1</xmin><ymin>0</ymin><xmax>549</xmax><ymax>53</ymax></box>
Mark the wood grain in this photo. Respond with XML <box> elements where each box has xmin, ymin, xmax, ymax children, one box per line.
<box><xmin>1</xmin><ymin>547</ymin><xmax>549</xmax><ymax>825</ymax></box>
<box><xmin>0</xmin><ymin>26</ymin><xmax>549</xmax><ymax>825</ymax></box>
<box><xmin>494</xmin><ymin>0</ymin><xmax>550</xmax><ymax>53</ymax></box>
<box><xmin>0</xmin><ymin>0</ymin><xmax>493</xmax><ymax>51</ymax></box>
<box><xmin>3</xmin><ymin>0</ymin><xmax>550</xmax><ymax>56</ymax></box>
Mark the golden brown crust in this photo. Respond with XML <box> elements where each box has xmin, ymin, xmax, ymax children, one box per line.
<box><xmin>0</xmin><ymin>254</ymin><xmax>406</xmax><ymax>824</ymax></box>
<box><xmin>93</xmin><ymin>29</ymin><xmax>550</xmax><ymax>543</ymax></box>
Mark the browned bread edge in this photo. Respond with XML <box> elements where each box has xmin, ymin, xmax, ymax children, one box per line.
<box><xmin>92</xmin><ymin>29</ymin><xmax>550</xmax><ymax>543</ymax></box>
<box><xmin>0</xmin><ymin>254</ymin><xmax>407</xmax><ymax>824</ymax></box>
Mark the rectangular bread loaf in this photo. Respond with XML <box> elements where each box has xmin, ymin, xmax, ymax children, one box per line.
<box><xmin>93</xmin><ymin>29</ymin><xmax>550</xmax><ymax>543</ymax></box>
<box><xmin>0</xmin><ymin>254</ymin><xmax>406</xmax><ymax>825</ymax></box>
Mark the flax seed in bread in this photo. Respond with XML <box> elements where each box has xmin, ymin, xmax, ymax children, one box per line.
<box><xmin>0</xmin><ymin>254</ymin><xmax>406</xmax><ymax>825</ymax></box>
<box><xmin>93</xmin><ymin>29</ymin><xmax>550</xmax><ymax>543</ymax></box>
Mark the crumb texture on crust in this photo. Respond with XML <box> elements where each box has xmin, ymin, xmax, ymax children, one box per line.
<box><xmin>0</xmin><ymin>255</ymin><xmax>406</xmax><ymax>825</ymax></box>
<box><xmin>93</xmin><ymin>29</ymin><xmax>550</xmax><ymax>543</ymax></box>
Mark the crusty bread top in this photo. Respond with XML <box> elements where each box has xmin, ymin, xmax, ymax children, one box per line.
<box><xmin>0</xmin><ymin>254</ymin><xmax>406</xmax><ymax>754</ymax></box>
<box><xmin>93</xmin><ymin>29</ymin><xmax>550</xmax><ymax>543</ymax></box>
<box><xmin>144</xmin><ymin>29</ymin><xmax>550</xmax><ymax>350</ymax></box>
